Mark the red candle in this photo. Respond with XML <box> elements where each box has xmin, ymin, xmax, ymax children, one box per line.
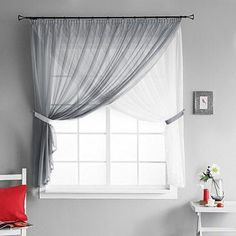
<box><xmin>203</xmin><ymin>189</ymin><xmax>209</xmax><ymax>204</ymax></box>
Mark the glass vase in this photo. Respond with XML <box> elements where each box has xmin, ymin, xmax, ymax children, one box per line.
<box><xmin>210</xmin><ymin>178</ymin><xmax>224</xmax><ymax>201</ymax></box>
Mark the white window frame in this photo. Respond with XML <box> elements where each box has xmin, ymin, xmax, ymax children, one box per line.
<box><xmin>40</xmin><ymin>185</ymin><xmax>177</xmax><ymax>199</ymax></box>
<box><xmin>40</xmin><ymin>107</ymin><xmax>177</xmax><ymax>199</ymax></box>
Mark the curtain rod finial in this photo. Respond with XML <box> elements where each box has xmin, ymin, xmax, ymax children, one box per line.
<box><xmin>189</xmin><ymin>14</ymin><xmax>194</xmax><ymax>20</ymax></box>
<box><xmin>18</xmin><ymin>15</ymin><xmax>24</xmax><ymax>21</ymax></box>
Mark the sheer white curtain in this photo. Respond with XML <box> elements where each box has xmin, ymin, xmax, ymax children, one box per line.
<box><xmin>111</xmin><ymin>27</ymin><xmax>185</xmax><ymax>187</ymax></box>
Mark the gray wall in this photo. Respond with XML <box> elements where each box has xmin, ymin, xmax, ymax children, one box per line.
<box><xmin>0</xmin><ymin>0</ymin><xmax>236</xmax><ymax>235</ymax></box>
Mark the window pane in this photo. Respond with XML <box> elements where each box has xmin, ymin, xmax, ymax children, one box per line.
<box><xmin>139</xmin><ymin>120</ymin><xmax>165</xmax><ymax>133</ymax></box>
<box><xmin>139</xmin><ymin>135</ymin><xmax>165</xmax><ymax>161</ymax></box>
<box><xmin>79</xmin><ymin>108</ymin><xmax>106</xmax><ymax>133</ymax></box>
<box><xmin>80</xmin><ymin>163</ymin><xmax>106</xmax><ymax>185</ymax></box>
<box><xmin>52</xmin><ymin>119</ymin><xmax>77</xmax><ymax>133</ymax></box>
<box><xmin>111</xmin><ymin>163</ymin><xmax>137</xmax><ymax>185</ymax></box>
<box><xmin>139</xmin><ymin>163</ymin><xmax>166</xmax><ymax>185</ymax></box>
<box><xmin>53</xmin><ymin>134</ymin><xmax>77</xmax><ymax>161</ymax></box>
<box><xmin>111</xmin><ymin>135</ymin><xmax>137</xmax><ymax>161</ymax></box>
<box><xmin>110</xmin><ymin>109</ymin><xmax>137</xmax><ymax>133</ymax></box>
<box><xmin>79</xmin><ymin>134</ymin><xmax>106</xmax><ymax>161</ymax></box>
<box><xmin>49</xmin><ymin>162</ymin><xmax>78</xmax><ymax>185</ymax></box>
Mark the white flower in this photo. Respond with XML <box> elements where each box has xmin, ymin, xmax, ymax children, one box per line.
<box><xmin>210</xmin><ymin>164</ymin><xmax>220</xmax><ymax>176</ymax></box>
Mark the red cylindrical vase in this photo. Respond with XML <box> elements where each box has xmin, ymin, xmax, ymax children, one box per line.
<box><xmin>203</xmin><ymin>188</ymin><xmax>209</xmax><ymax>204</ymax></box>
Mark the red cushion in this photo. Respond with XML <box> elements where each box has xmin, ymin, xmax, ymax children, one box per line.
<box><xmin>0</xmin><ymin>185</ymin><xmax>27</xmax><ymax>222</ymax></box>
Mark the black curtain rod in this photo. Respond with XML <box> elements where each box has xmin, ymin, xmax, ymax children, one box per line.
<box><xmin>18</xmin><ymin>14</ymin><xmax>194</xmax><ymax>21</ymax></box>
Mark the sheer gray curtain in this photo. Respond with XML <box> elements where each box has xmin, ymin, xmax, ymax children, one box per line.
<box><xmin>31</xmin><ymin>18</ymin><xmax>181</xmax><ymax>187</ymax></box>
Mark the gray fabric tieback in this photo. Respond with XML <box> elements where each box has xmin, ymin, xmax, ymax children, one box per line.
<box><xmin>34</xmin><ymin>111</ymin><xmax>52</xmax><ymax>124</ymax></box>
<box><xmin>165</xmin><ymin>109</ymin><xmax>185</xmax><ymax>125</ymax></box>
<box><xmin>34</xmin><ymin>111</ymin><xmax>57</xmax><ymax>150</ymax></box>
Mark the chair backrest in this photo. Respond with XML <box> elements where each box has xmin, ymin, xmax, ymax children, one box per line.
<box><xmin>0</xmin><ymin>168</ymin><xmax>27</xmax><ymax>210</ymax></box>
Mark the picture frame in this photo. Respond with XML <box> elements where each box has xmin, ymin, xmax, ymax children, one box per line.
<box><xmin>193</xmin><ymin>91</ymin><xmax>213</xmax><ymax>115</ymax></box>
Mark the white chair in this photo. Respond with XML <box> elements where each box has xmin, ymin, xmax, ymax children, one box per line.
<box><xmin>0</xmin><ymin>168</ymin><xmax>27</xmax><ymax>236</ymax></box>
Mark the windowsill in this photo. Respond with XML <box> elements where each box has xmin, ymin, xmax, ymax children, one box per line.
<box><xmin>40</xmin><ymin>185</ymin><xmax>177</xmax><ymax>199</ymax></box>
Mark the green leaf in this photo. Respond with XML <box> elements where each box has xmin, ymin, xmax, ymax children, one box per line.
<box><xmin>200</xmin><ymin>175</ymin><xmax>209</xmax><ymax>182</ymax></box>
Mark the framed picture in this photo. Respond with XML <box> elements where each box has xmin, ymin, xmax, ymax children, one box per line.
<box><xmin>193</xmin><ymin>91</ymin><xmax>213</xmax><ymax>115</ymax></box>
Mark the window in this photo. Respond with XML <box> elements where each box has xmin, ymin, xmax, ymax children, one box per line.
<box><xmin>41</xmin><ymin>107</ymin><xmax>177</xmax><ymax>199</ymax></box>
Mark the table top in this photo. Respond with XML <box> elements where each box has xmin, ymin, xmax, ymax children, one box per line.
<box><xmin>190</xmin><ymin>201</ymin><xmax>236</xmax><ymax>213</ymax></box>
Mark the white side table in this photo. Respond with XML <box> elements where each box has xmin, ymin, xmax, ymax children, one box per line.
<box><xmin>190</xmin><ymin>201</ymin><xmax>236</xmax><ymax>236</ymax></box>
